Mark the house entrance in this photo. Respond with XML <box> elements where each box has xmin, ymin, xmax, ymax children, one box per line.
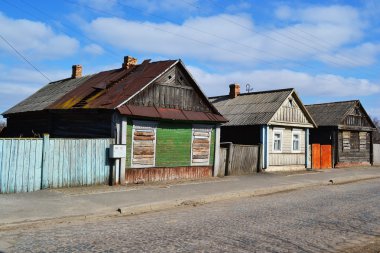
<box><xmin>312</xmin><ymin>144</ymin><xmax>332</xmax><ymax>169</ymax></box>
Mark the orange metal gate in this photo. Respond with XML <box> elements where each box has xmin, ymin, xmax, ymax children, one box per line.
<box><xmin>312</xmin><ymin>144</ymin><xmax>332</xmax><ymax>169</ymax></box>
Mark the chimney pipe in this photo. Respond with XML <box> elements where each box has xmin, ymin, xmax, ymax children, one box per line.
<box><xmin>229</xmin><ymin>83</ymin><xmax>240</xmax><ymax>98</ymax></box>
<box><xmin>122</xmin><ymin>56</ymin><xmax>137</xmax><ymax>70</ymax></box>
<box><xmin>72</xmin><ymin>65</ymin><xmax>82</xmax><ymax>78</ymax></box>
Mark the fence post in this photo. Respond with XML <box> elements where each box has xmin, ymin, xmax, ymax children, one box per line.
<box><xmin>213</xmin><ymin>124</ymin><xmax>221</xmax><ymax>177</ymax></box>
<box><xmin>41</xmin><ymin>134</ymin><xmax>50</xmax><ymax>189</ymax></box>
<box><xmin>258</xmin><ymin>144</ymin><xmax>263</xmax><ymax>172</ymax></box>
<box><xmin>226</xmin><ymin>143</ymin><xmax>234</xmax><ymax>175</ymax></box>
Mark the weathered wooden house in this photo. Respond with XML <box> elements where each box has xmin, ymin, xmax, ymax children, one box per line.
<box><xmin>209</xmin><ymin>85</ymin><xmax>316</xmax><ymax>171</ymax></box>
<box><xmin>305</xmin><ymin>100</ymin><xmax>376</xmax><ymax>168</ymax></box>
<box><xmin>2</xmin><ymin>56</ymin><xmax>226</xmax><ymax>184</ymax></box>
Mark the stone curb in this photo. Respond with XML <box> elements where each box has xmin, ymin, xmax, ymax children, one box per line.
<box><xmin>0</xmin><ymin>174</ymin><xmax>379</xmax><ymax>231</ymax></box>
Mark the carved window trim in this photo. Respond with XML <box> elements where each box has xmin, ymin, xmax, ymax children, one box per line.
<box><xmin>191</xmin><ymin>124</ymin><xmax>212</xmax><ymax>166</ymax></box>
<box><xmin>273</xmin><ymin>129</ymin><xmax>283</xmax><ymax>153</ymax></box>
<box><xmin>292</xmin><ymin>129</ymin><xmax>301</xmax><ymax>153</ymax></box>
<box><xmin>131</xmin><ymin>120</ymin><xmax>157</xmax><ymax>168</ymax></box>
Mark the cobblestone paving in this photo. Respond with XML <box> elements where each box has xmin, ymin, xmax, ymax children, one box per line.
<box><xmin>4</xmin><ymin>179</ymin><xmax>380</xmax><ymax>253</ymax></box>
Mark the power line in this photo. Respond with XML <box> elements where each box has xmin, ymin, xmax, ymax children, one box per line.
<box><xmin>185</xmin><ymin>0</ymin><xmax>377</xmax><ymax>71</ymax></box>
<box><xmin>3</xmin><ymin>0</ymin><xmax>121</xmax><ymax>61</ymax></box>
<box><xmin>68</xmin><ymin>0</ymin><xmax>340</xmax><ymax>74</ymax></box>
<box><xmin>0</xmin><ymin>33</ymin><xmax>52</xmax><ymax>82</ymax></box>
<box><xmin>64</xmin><ymin>0</ymin><xmax>285</xmax><ymax>67</ymax></box>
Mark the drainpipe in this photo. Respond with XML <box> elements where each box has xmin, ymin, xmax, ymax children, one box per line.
<box><xmin>305</xmin><ymin>128</ymin><xmax>310</xmax><ymax>170</ymax></box>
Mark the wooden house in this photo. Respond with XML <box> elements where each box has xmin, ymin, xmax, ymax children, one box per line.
<box><xmin>2</xmin><ymin>56</ymin><xmax>227</xmax><ymax>184</ymax></box>
<box><xmin>209</xmin><ymin>84</ymin><xmax>316</xmax><ymax>171</ymax></box>
<box><xmin>306</xmin><ymin>100</ymin><xmax>376</xmax><ymax>168</ymax></box>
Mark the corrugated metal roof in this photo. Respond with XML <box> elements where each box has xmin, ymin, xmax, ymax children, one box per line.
<box><xmin>49</xmin><ymin>60</ymin><xmax>177</xmax><ymax>110</ymax></box>
<box><xmin>209</xmin><ymin>88</ymin><xmax>294</xmax><ymax>126</ymax></box>
<box><xmin>117</xmin><ymin>105</ymin><xmax>227</xmax><ymax>123</ymax></box>
<box><xmin>3</xmin><ymin>58</ymin><xmax>226</xmax><ymax>123</ymax></box>
<box><xmin>305</xmin><ymin>100</ymin><xmax>358</xmax><ymax>126</ymax></box>
<box><xmin>3</xmin><ymin>75</ymin><xmax>94</xmax><ymax>115</ymax></box>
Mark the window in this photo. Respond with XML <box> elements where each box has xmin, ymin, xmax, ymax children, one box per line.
<box><xmin>191</xmin><ymin>125</ymin><xmax>212</xmax><ymax>165</ymax></box>
<box><xmin>273</xmin><ymin>130</ymin><xmax>283</xmax><ymax>152</ymax></box>
<box><xmin>288</xmin><ymin>98</ymin><xmax>294</xmax><ymax>107</ymax></box>
<box><xmin>131</xmin><ymin>121</ymin><xmax>157</xmax><ymax>168</ymax></box>
<box><xmin>359</xmin><ymin>132</ymin><xmax>368</xmax><ymax>151</ymax></box>
<box><xmin>342</xmin><ymin>131</ymin><xmax>350</xmax><ymax>151</ymax></box>
<box><xmin>292</xmin><ymin>131</ymin><xmax>300</xmax><ymax>152</ymax></box>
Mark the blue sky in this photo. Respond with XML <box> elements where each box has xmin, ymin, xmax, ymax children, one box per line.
<box><xmin>1</xmin><ymin>0</ymin><xmax>380</xmax><ymax>121</ymax></box>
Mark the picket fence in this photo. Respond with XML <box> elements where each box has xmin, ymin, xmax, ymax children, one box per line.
<box><xmin>0</xmin><ymin>135</ymin><xmax>113</xmax><ymax>193</ymax></box>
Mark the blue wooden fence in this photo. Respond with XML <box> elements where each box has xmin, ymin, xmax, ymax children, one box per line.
<box><xmin>0</xmin><ymin>135</ymin><xmax>113</xmax><ymax>193</ymax></box>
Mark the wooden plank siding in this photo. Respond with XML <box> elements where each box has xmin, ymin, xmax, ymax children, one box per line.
<box><xmin>268</xmin><ymin>127</ymin><xmax>306</xmax><ymax>166</ymax></box>
<box><xmin>337</xmin><ymin>130</ymin><xmax>371</xmax><ymax>166</ymax></box>
<box><xmin>127</xmin><ymin>66</ymin><xmax>210</xmax><ymax>112</ymax></box>
<box><xmin>0</xmin><ymin>137</ymin><xmax>113</xmax><ymax>193</ymax></box>
<box><xmin>228</xmin><ymin>144</ymin><xmax>259</xmax><ymax>175</ymax></box>
<box><xmin>126</xmin><ymin>166</ymin><xmax>212</xmax><ymax>183</ymax></box>
<box><xmin>271</xmin><ymin>95</ymin><xmax>313</xmax><ymax>127</ymax></box>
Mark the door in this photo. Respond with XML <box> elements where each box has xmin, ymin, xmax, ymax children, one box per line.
<box><xmin>312</xmin><ymin>144</ymin><xmax>332</xmax><ymax>169</ymax></box>
<box><xmin>321</xmin><ymin>145</ymin><xmax>332</xmax><ymax>169</ymax></box>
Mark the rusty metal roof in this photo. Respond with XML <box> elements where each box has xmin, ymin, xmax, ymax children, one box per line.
<box><xmin>4</xmin><ymin>58</ymin><xmax>226</xmax><ymax>123</ymax></box>
<box><xmin>49</xmin><ymin>59</ymin><xmax>177</xmax><ymax>110</ymax></box>
<box><xmin>117</xmin><ymin>105</ymin><xmax>226</xmax><ymax>123</ymax></box>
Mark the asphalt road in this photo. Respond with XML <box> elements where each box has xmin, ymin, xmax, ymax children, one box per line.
<box><xmin>2</xmin><ymin>179</ymin><xmax>380</xmax><ymax>253</ymax></box>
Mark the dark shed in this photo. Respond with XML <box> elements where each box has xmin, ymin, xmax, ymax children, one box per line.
<box><xmin>306</xmin><ymin>100</ymin><xmax>376</xmax><ymax>168</ymax></box>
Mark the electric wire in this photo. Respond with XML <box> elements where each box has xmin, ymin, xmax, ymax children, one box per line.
<box><xmin>0</xmin><ymin>33</ymin><xmax>52</xmax><ymax>82</ymax></box>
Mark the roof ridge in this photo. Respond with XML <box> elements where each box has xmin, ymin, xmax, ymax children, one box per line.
<box><xmin>48</xmin><ymin>73</ymin><xmax>95</xmax><ymax>85</ymax></box>
<box><xmin>209</xmin><ymin>87</ymin><xmax>294</xmax><ymax>99</ymax></box>
<box><xmin>305</xmin><ymin>100</ymin><xmax>359</xmax><ymax>107</ymax></box>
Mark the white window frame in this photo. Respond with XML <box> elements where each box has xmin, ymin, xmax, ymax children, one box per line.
<box><xmin>131</xmin><ymin>120</ymin><xmax>157</xmax><ymax>168</ymax></box>
<box><xmin>191</xmin><ymin>124</ymin><xmax>213</xmax><ymax>166</ymax></box>
<box><xmin>292</xmin><ymin>129</ymin><xmax>301</xmax><ymax>153</ymax></box>
<box><xmin>272</xmin><ymin>129</ymin><xmax>283</xmax><ymax>153</ymax></box>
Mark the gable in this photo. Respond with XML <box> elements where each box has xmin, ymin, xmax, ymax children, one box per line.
<box><xmin>341</xmin><ymin>103</ymin><xmax>374</xmax><ymax>128</ymax></box>
<box><xmin>270</xmin><ymin>93</ymin><xmax>314</xmax><ymax>127</ymax></box>
<box><xmin>126</xmin><ymin>64</ymin><xmax>211</xmax><ymax>112</ymax></box>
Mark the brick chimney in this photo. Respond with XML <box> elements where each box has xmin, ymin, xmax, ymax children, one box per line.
<box><xmin>71</xmin><ymin>65</ymin><xmax>82</xmax><ymax>78</ymax></box>
<box><xmin>122</xmin><ymin>56</ymin><xmax>137</xmax><ymax>69</ymax></box>
<box><xmin>229</xmin><ymin>83</ymin><xmax>240</xmax><ymax>98</ymax></box>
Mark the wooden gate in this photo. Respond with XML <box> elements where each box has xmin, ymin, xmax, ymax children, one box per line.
<box><xmin>312</xmin><ymin>144</ymin><xmax>332</xmax><ymax>169</ymax></box>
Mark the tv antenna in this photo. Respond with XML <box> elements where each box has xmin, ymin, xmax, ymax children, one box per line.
<box><xmin>246</xmin><ymin>83</ymin><xmax>253</xmax><ymax>93</ymax></box>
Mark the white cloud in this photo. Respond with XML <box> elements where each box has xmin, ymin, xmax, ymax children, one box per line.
<box><xmin>84</xmin><ymin>44</ymin><xmax>104</xmax><ymax>55</ymax></box>
<box><xmin>275</xmin><ymin>5</ymin><xmax>292</xmax><ymax>20</ymax></box>
<box><xmin>0</xmin><ymin>65</ymin><xmax>71</xmax><ymax>114</ymax></box>
<box><xmin>318</xmin><ymin>43</ymin><xmax>380</xmax><ymax>67</ymax></box>
<box><xmin>187</xmin><ymin>66</ymin><xmax>380</xmax><ymax>98</ymax></box>
<box><xmin>83</xmin><ymin>4</ymin><xmax>375</xmax><ymax>68</ymax></box>
<box><xmin>0</xmin><ymin>13</ymin><xmax>79</xmax><ymax>60</ymax></box>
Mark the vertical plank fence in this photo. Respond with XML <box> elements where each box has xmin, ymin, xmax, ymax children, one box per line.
<box><xmin>219</xmin><ymin>144</ymin><xmax>260</xmax><ymax>176</ymax></box>
<box><xmin>374</xmin><ymin>144</ymin><xmax>380</xmax><ymax>166</ymax></box>
<box><xmin>0</xmin><ymin>136</ymin><xmax>113</xmax><ymax>193</ymax></box>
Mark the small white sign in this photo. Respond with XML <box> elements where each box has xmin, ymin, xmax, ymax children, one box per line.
<box><xmin>110</xmin><ymin>144</ymin><xmax>127</xmax><ymax>158</ymax></box>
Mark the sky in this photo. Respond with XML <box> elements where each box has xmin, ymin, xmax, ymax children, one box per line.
<box><xmin>0</xmin><ymin>0</ymin><xmax>380</xmax><ymax>122</ymax></box>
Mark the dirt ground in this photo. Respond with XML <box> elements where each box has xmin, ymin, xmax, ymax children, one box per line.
<box><xmin>339</xmin><ymin>237</ymin><xmax>380</xmax><ymax>253</ymax></box>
